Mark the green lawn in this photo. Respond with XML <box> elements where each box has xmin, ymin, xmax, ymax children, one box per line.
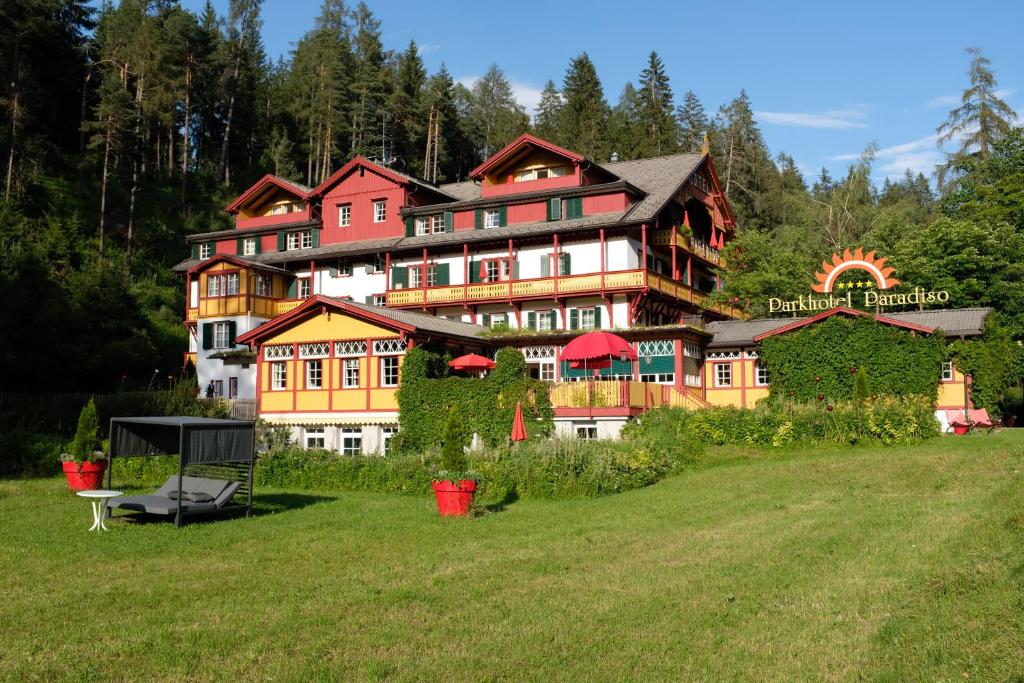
<box><xmin>2</xmin><ymin>433</ymin><xmax>1024</xmax><ymax>682</ymax></box>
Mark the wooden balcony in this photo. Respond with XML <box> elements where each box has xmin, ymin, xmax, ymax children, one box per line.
<box><xmin>644</xmin><ymin>273</ymin><xmax>747</xmax><ymax>319</ymax></box>
<box><xmin>549</xmin><ymin>380</ymin><xmax>709</xmax><ymax>416</ymax></box>
<box><xmin>652</xmin><ymin>228</ymin><xmax>725</xmax><ymax>267</ymax></box>
<box><xmin>274</xmin><ymin>299</ymin><xmax>304</xmax><ymax>315</ymax></box>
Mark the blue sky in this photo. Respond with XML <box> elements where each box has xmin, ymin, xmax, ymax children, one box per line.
<box><xmin>182</xmin><ymin>0</ymin><xmax>1022</xmax><ymax>185</ymax></box>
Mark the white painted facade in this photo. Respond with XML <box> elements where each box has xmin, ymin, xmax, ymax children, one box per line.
<box><xmin>195</xmin><ymin>314</ymin><xmax>267</xmax><ymax>400</ymax></box>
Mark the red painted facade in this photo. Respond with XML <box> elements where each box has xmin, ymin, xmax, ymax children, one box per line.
<box><xmin>583</xmin><ymin>193</ymin><xmax>630</xmax><ymax>214</ymax></box>
<box><xmin>319</xmin><ymin>168</ymin><xmax>408</xmax><ymax>244</ymax></box>
<box><xmin>236</xmin><ymin>208</ymin><xmax>311</xmax><ymax>229</ymax></box>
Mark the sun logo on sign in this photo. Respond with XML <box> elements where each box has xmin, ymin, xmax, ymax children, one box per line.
<box><xmin>812</xmin><ymin>248</ymin><xmax>900</xmax><ymax>294</ymax></box>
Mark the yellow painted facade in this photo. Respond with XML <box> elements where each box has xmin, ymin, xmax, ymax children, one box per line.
<box><xmin>255</xmin><ymin>308</ymin><xmax>403</xmax><ymax>414</ymax></box>
<box><xmin>236</xmin><ymin>188</ymin><xmax>305</xmax><ymax>219</ymax></box>
<box><xmin>191</xmin><ymin>260</ymin><xmax>288</xmax><ymax>320</ymax></box>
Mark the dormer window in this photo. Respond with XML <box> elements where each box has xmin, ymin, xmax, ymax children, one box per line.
<box><xmin>269</xmin><ymin>202</ymin><xmax>303</xmax><ymax>216</ymax></box>
<box><xmin>286</xmin><ymin>231</ymin><xmax>312</xmax><ymax>251</ymax></box>
<box><xmin>514</xmin><ymin>166</ymin><xmax>566</xmax><ymax>182</ymax></box>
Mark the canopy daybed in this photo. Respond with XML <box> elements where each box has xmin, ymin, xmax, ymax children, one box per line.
<box><xmin>104</xmin><ymin>416</ymin><xmax>256</xmax><ymax>527</ymax></box>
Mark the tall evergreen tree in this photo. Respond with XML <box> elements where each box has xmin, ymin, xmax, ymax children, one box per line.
<box><xmin>558</xmin><ymin>53</ymin><xmax>609</xmax><ymax>159</ymax></box>
<box><xmin>936</xmin><ymin>47</ymin><xmax>1017</xmax><ymax>189</ymax></box>
<box><xmin>349</xmin><ymin>2</ymin><xmax>388</xmax><ymax>160</ymax></box>
<box><xmin>607</xmin><ymin>83</ymin><xmax>642</xmax><ymax>160</ymax></box>
<box><xmin>464</xmin><ymin>63</ymin><xmax>528</xmax><ymax>160</ymax></box>
<box><xmin>636</xmin><ymin>51</ymin><xmax>678</xmax><ymax>157</ymax></box>
<box><xmin>676</xmin><ymin>90</ymin><xmax>707</xmax><ymax>153</ymax></box>
<box><xmin>388</xmin><ymin>40</ymin><xmax>426</xmax><ymax>174</ymax></box>
<box><xmin>217</xmin><ymin>0</ymin><xmax>263</xmax><ymax>185</ymax></box>
<box><xmin>533</xmin><ymin>80</ymin><xmax>562</xmax><ymax>142</ymax></box>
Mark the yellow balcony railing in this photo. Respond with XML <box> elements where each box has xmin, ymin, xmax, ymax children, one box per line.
<box><xmin>274</xmin><ymin>299</ymin><xmax>304</xmax><ymax>315</ymax></box>
<box><xmin>549</xmin><ymin>380</ymin><xmax>711</xmax><ymax>411</ymax></box>
<box><xmin>186</xmin><ymin>308</ymin><xmax>198</xmax><ymax>322</ymax></box>
<box><xmin>645</xmin><ymin>273</ymin><xmax>747</xmax><ymax>319</ymax></box>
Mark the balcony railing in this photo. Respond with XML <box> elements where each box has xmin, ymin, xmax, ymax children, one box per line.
<box><xmin>274</xmin><ymin>299</ymin><xmax>304</xmax><ymax>315</ymax></box>
<box><xmin>645</xmin><ymin>273</ymin><xmax>747</xmax><ymax>319</ymax></box>
<box><xmin>652</xmin><ymin>228</ymin><xmax>725</xmax><ymax>266</ymax></box>
<box><xmin>386</xmin><ymin>270</ymin><xmax>645</xmax><ymax>307</ymax></box>
<box><xmin>548</xmin><ymin>380</ymin><xmax>709</xmax><ymax>411</ymax></box>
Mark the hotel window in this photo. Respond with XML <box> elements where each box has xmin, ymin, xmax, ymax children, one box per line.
<box><xmin>640</xmin><ymin>373</ymin><xmax>675</xmax><ymax>385</ymax></box>
<box><xmin>343</xmin><ymin>359</ymin><xmax>360</xmax><ymax>388</ymax></box>
<box><xmin>714</xmin><ymin>363</ymin><xmax>732</xmax><ymax>388</ymax></box>
<box><xmin>341</xmin><ymin>428</ymin><xmax>362</xmax><ymax>455</ymax></box>
<box><xmin>301</xmin><ymin>231</ymin><xmax>313</xmax><ymax>249</ymax></box>
<box><xmin>430</xmin><ymin>214</ymin><xmax>445</xmax><ymax>233</ymax></box>
<box><xmin>755</xmin><ymin>363</ymin><xmax>770</xmax><ymax>386</ymax></box>
<box><xmin>539</xmin><ymin>362</ymin><xmax>556</xmax><ymax>382</ymax></box>
<box><xmin>242</xmin><ymin>237</ymin><xmax>258</xmax><ymax>256</ymax></box>
<box><xmin>255</xmin><ymin>274</ymin><xmax>272</xmax><ymax>296</ymax></box>
<box><xmin>207</xmin><ymin>274</ymin><xmax>221</xmax><ymax>297</ymax></box>
<box><xmin>484</xmin><ymin>209</ymin><xmax>501</xmax><ymax>228</ymax></box>
<box><xmin>225</xmin><ymin>273</ymin><xmax>240</xmax><ymax>295</ymax></box>
<box><xmin>576</xmin><ymin>425</ymin><xmax>598</xmax><ymax>440</ymax></box>
<box><xmin>488</xmin><ymin>313</ymin><xmax>508</xmax><ymax>329</ymax></box>
<box><xmin>515</xmin><ymin>166</ymin><xmax>566</xmax><ymax>182</ymax></box>
<box><xmin>380</xmin><ymin>356</ymin><xmax>399</xmax><ymax>387</ymax></box>
<box><xmin>579</xmin><ymin>308</ymin><xmax>597</xmax><ymax>331</ymax></box>
<box><xmin>213</xmin><ymin>321</ymin><xmax>231</xmax><ymax>349</ymax></box>
<box><xmin>482</xmin><ymin>258</ymin><xmax>512</xmax><ymax>283</ymax></box>
<box><xmin>305</xmin><ymin>428</ymin><xmax>325</xmax><ymax>449</ymax></box>
<box><xmin>271</xmin><ymin>362</ymin><xmax>287</xmax><ymax>390</ymax></box>
<box><xmin>374</xmin><ymin>200</ymin><xmax>386</xmax><ymax>223</ymax></box>
<box><xmin>228</xmin><ymin>377</ymin><xmax>238</xmax><ymax>399</ymax></box>
<box><xmin>414</xmin><ymin>217</ymin><xmax>429</xmax><ymax>236</ymax></box>
<box><xmin>337</xmin><ymin>261</ymin><xmax>352</xmax><ymax>277</ymax></box>
<box><xmin>371</xmin><ymin>294</ymin><xmax>385</xmax><ymax>306</ymax></box>
<box><xmin>212</xmin><ymin>380</ymin><xmax>223</xmax><ymax>397</ymax></box>
<box><xmin>297</xmin><ymin>278</ymin><xmax>311</xmax><ymax>299</ymax></box>
<box><xmin>367</xmin><ymin>254</ymin><xmax>385</xmax><ymax>274</ymax></box>
<box><xmin>941</xmin><ymin>361</ymin><xmax>954</xmax><ymax>382</ymax></box>
<box><xmin>338</xmin><ymin>204</ymin><xmax>351</xmax><ymax>227</ymax></box>
<box><xmin>382</xmin><ymin>427</ymin><xmax>398</xmax><ymax>455</ymax></box>
<box><xmin>199</xmin><ymin>243</ymin><xmax>212</xmax><ymax>259</ymax></box>
<box><xmin>286</xmin><ymin>232</ymin><xmax>301</xmax><ymax>250</ymax></box>
<box><xmin>409</xmin><ymin>266</ymin><xmax>422</xmax><ymax>289</ymax></box>
<box><xmin>536</xmin><ymin>310</ymin><xmax>553</xmax><ymax>331</ymax></box>
<box><xmin>305</xmin><ymin>360</ymin><xmax>322</xmax><ymax>389</ymax></box>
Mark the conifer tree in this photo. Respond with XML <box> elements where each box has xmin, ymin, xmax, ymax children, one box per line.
<box><xmin>559</xmin><ymin>53</ymin><xmax>609</xmax><ymax>159</ymax></box>
<box><xmin>607</xmin><ymin>83</ymin><xmax>642</xmax><ymax>160</ymax></box>
<box><xmin>636</xmin><ymin>51</ymin><xmax>678</xmax><ymax>157</ymax></box>
<box><xmin>936</xmin><ymin>47</ymin><xmax>1017</xmax><ymax>189</ymax></box>
<box><xmin>465</xmin><ymin>63</ymin><xmax>528</xmax><ymax>160</ymax></box>
<box><xmin>388</xmin><ymin>40</ymin><xmax>426</xmax><ymax>174</ymax></box>
<box><xmin>676</xmin><ymin>90</ymin><xmax>708</xmax><ymax>153</ymax></box>
<box><xmin>533</xmin><ymin>80</ymin><xmax>562</xmax><ymax>142</ymax></box>
<box><xmin>349</xmin><ymin>2</ymin><xmax>388</xmax><ymax>160</ymax></box>
<box><xmin>218</xmin><ymin>0</ymin><xmax>263</xmax><ymax>185</ymax></box>
<box><xmin>423</xmin><ymin>64</ymin><xmax>473</xmax><ymax>182</ymax></box>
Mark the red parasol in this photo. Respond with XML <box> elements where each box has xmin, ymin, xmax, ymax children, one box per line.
<box><xmin>511</xmin><ymin>401</ymin><xmax>527</xmax><ymax>442</ymax></box>
<box><xmin>559</xmin><ymin>330</ymin><xmax>637</xmax><ymax>367</ymax></box>
<box><xmin>448</xmin><ymin>353</ymin><xmax>496</xmax><ymax>371</ymax></box>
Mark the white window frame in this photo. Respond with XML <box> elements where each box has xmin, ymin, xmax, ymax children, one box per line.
<box><xmin>430</xmin><ymin>214</ymin><xmax>445</xmax><ymax>233</ymax></box>
<box><xmin>371</xmin><ymin>294</ymin><xmax>385</xmax><ymax>306</ymax></box>
<box><xmin>271</xmin><ymin>362</ymin><xmax>287</xmax><ymax>390</ymax></box>
<box><xmin>576</xmin><ymin>425</ymin><xmax>598</xmax><ymax>440</ymax></box>
<box><xmin>382</xmin><ymin>427</ymin><xmax>398</xmax><ymax>455</ymax></box>
<box><xmin>297</xmin><ymin>278</ymin><xmax>311</xmax><ymax>299</ymax></box>
<box><xmin>755</xmin><ymin>362</ymin><xmax>770</xmax><ymax>387</ymax></box>
<box><xmin>380</xmin><ymin>356</ymin><xmax>399</xmax><ymax>387</ymax></box>
<box><xmin>536</xmin><ymin>310</ymin><xmax>553</xmax><ymax>331</ymax></box>
<box><xmin>340</xmin><ymin>428</ymin><xmax>362</xmax><ymax>456</ymax></box>
<box><xmin>255</xmin><ymin>274</ymin><xmax>272</xmax><ymax>296</ymax></box>
<box><xmin>207</xmin><ymin>274</ymin><xmax>221</xmax><ymax>297</ymax></box>
<box><xmin>335</xmin><ymin>341</ymin><xmax>368</xmax><ymax>357</ymax></box>
<box><xmin>415</xmin><ymin>217</ymin><xmax>429</xmax><ymax>236</ymax></box>
<box><xmin>484</xmin><ymin>209</ymin><xmax>501</xmax><ymax>228</ymax></box>
<box><xmin>213</xmin><ymin>321</ymin><xmax>231</xmax><ymax>349</ymax></box>
<box><xmin>338</xmin><ymin>204</ymin><xmax>351</xmax><ymax>227</ymax></box>
<box><xmin>305</xmin><ymin>360</ymin><xmax>323</xmax><ymax>390</ymax></box>
<box><xmin>300</xmin><ymin>231</ymin><xmax>313</xmax><ymax>249</ymax></box>
<box><xmin>539</xmin><ymin>362</ymin><xmax>555</xmax><ymax>382</ymax></box>
<box><xmin>286</xmin><ymin>232</ymin><xmax>300</xmax><ymax>251</ymax></box>
<box><xmin>343</xmin><ymin>359</ymin><xmax>360</xmax><ymax>388</ymax></box>
<box><xmin>941</xmin><ymin>361</ymin><xmax>954</xmax><ymax>382</ymax></box>
<box><xmin>305</xmin><ymin>427</ymin><xmax>325</xmax><ymax>449</ymax></box>
<box><xmin>489</xmin><ymin>313</ymin><xmax>508</xmax><ymax>329</ymax></box>
<box><xmin>198</xmin><ymin>243</ymin><xmax>212</xmax><ymax>259</ymax></box>
<box><xmin>225</xmin><ymin>273</ymin><xmax>240</xmax><ymax>296</ymax></box>
<box><xmin>374</xmin><ymin>200</ymin><xmax>386</xmax><ymax>223</ymax></box>
<box><xmin>714</xmin><ymin>363</ymin><xmax>732</xmax><ymax>388</ymax></box>
<box><xmin>579</xmin><ymin>308</ymin><xmax>596</xmax><ymax>331</ymax></box>
<box><xmin>409</xmin><ymin>266</ymin><xmax>422</xmax><ymax>289</ymax></box>
<box><xmin>242</xmin><ymin>237</ymin><xmax>257</xmax><ymax>256</ymax></box>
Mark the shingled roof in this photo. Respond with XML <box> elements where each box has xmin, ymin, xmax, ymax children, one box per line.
<box><xmin>338</xmin><ymin>299</ymin><xmax>487</xmax><ymax>340</ymax></box>
<box><xmin>706</xmin><ymin>307</ymin><xmax>992</xmax><ymax>348</ymax></box>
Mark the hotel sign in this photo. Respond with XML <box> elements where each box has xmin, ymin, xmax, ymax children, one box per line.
<box><xmin>768</xmin><ymin>248</ymin><xmax>950</xmax><ymax>313</ymax></box>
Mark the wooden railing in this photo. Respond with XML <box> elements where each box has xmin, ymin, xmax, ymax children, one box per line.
<box><xmin>548</xmin><ymin>380</ymin><xmax>710</xmax><ymax>411</ymax></box>
<box><xmin>274</xmin><ymin>299</ymin><xmax>303</xmax><ymax>315</ymax></box>
<box><xmin>652</xmin><ymin>228</ymin><xmax>725</xmax><ymax>266</ymax></box>
<box><xmin>645</xmin><ymin>273</ymin><xmax>747</xmax><ymax>319</ymax></box>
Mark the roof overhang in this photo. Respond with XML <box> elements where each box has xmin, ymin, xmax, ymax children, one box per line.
<box><xmin>236</xmin><ymin>295</ymin><xmax>417</xmax><ymax>346</ymax></box>
<box><xmin>307</xmin><ymin>156</ymin><xmax>455</xmax><ymax>202</ymax></box>
<box><xmin>225</xmin><ymin>174</ymin><xmax>309</xmax><ymax>214</ymax></box>
<box><xmin>469</xmin><ymin>133</ymin><xmax>588</xmax><ymax>180</ymax></box>
<box><xmin>185</xmin><ymin>254</ymin><xmax>291</xmax><ymax>276</ymax></box>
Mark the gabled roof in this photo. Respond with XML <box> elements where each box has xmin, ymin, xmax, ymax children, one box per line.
<box><xmin>236</xmin><ymin>295</ymin><xmax>486</xmax><ymax>345</ymax></box>
<box><xmin>307</xmin><ymin>156</ymin><xmax>456</xmax><ymax>202</ymax></box>
<box><xmin>611</xmin><ymin>153</ymin><xmax>706</xmax><ymax>223</ymax></box>
<box><xmin>186</xmin><ymin>253</ymin><xmax>291</xmax><ymax>276</ymax></box>
<box><xmin>469</xmin><ymin>133</ymin><xmax>589</xmax><ymax>180</ymax></box>
<box><xmin>706</xmin><ymin>307</ymin><xmax>992</xmax><ymax>348</ymax></box>
<box><xmin>225</xmin><ymin>174</ymin><xmax>311</xmax><ymax>214</ymax></box>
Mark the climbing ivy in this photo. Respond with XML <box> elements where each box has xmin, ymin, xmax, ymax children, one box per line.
<box><xmin>394</xmin><ymin>347</ymin><xmax>554</xmax><ymax>453</ymax></box>
<box><xmin>758</xmin><ymin>316</ymin><xmax>946</xmax><ymax>402</ymax></box>
<box><xmin>949</xmin><ymin>316</ymin><xmax>1024</xmax><ymax>415</ymax></box>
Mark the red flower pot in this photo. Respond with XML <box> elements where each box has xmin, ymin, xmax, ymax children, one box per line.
<box><xmin>62</xmin><ymin>460</ymin><xmax>108</xmax><ymax>491</ymax></box>
<box><xmin>431</xmin><ymin>480</ymin><xmax>477</xmax><ymax>517</ymax></box>
<box><xmin>952</xmin><ymin>425</ymin><xmax>970</xmax><ymax>436</ymax></box>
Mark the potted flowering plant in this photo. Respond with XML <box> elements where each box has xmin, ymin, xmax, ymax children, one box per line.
<box><xmin>431</xmin><ymin>407</ymin><xmax>479</xmax><ymax>516</ymax></box>
<box><xmin>61</xmin><ymin>399</ymin><xmax>108</xmax><ymax>491</ymax></box>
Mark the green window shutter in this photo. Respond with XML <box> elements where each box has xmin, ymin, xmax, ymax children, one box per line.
<box><xmin>191</xmin><ymin>243</ymin><xmax>198</xmax><ymax>259</ymax></box>
<box><xmin>277</xmin><ymin>232</ymin><xmax>286</xmax><ymax>251</ymax></box>
<box><xmin>540</xmin><ymin>255</ymin><xmax>550</xmax><ymax>277</ymax></box>
<box><xmin>435</xmin><ymin>263</ymin><xmax>450</xmax><ymax>285</ymax></box>
<box><xmin>482</xmin><ymin>313</ymin><xmax>491</xmax><ymax>327</ymax></box>
<box><xmin>405</xmin><ymin>216</ymin><xmax>415</xmax><ymax>237</ymax></box>
<box><xmin>201</xmin><ymin>323</ymin><xmax>212</xmax><ymax>350</ymax></box>
<box><xmin>569</xmin><ymin>309</ymin><xmax>579</xmax><ymax>330</ymax></box>
<box><xmin>469</xmin><ymin>260</ymin><xmax>480</xmax><ymax>283</ymax></box>
<box><xmin>227</xmin><ymin>320</ymin><xmax>237</xmax><ymax>346</ymax></box>
<box><xmin>365</xmin><ymin>295</ymin><xmax>374</xmax><ymax>304</ymax></box>
<box><xmin>549</xmin><ymin>311</ymin><xmax>558</xmax><ymax>330</ymax></box>
<box><xmin>287</xmin><ymin>278</ymin><xmax>297</xmax><ymax>298</ymax></box>
<box><xmin>593</xmin><ymin>307</ymin><xmax>602</xmax><ymax>329</ymax></box>
<box><xmin>391</xmin><ymin>266</ymin><xmax>408</xmax><ymax>288</ymax></box>
<box><xmin>512</xmin><ymin>260</ymin><xmax>520</xmax><ymax>280</ymax></box>
<box><xmin>566</xmin><ymin>197</ymin><xmax>583</xmax><ymax>219</ymax></box>
<box><xmin>575</xmin><ymin>197</ymin><xmax>584</xmax><ymax>218</ymax></box>
<box><xmin>559</xmin><ymin>253</ymin><xmax>571</xmax><ymax>276</ymax></box>
<box><xmin>254</xmin><ymin>238</ymin><xmax>262</xmax><ymax>255</ymax></box>
<box><xmin>474</xmin><ymin>209</ymin><xmax>483</xmax><ymax>229</ymax></box>
<box><xmin>443</xmin><ymin>211</ymin><xmax>454</xmax><ymax>232</ymax></box>
<box><xmin>527</xmin><ymin>311</ymin><xmax>536</xmax><ymax>330</ymax></box>
<box><xmin>498</xmin><ymin>205</ymin><xmax>508</xmax><ymax>227</ymax></box>
<box><xmin>547</xmin><ymin>198</ymin><xmax>561</xmax><ymax>221</ymax></box>
<box><xmin>311</xmin><ymin>229</ymin><xmax>320</xmax><ymax>248</ymax></box>
<box><xmin>235</xmin><ymin>238</ymin><xmax>243</xmax><ymax>255</ymax></box>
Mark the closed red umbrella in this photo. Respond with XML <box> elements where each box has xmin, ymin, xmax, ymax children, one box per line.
<box><xmin>511</xmin><ymin>401</ymin><xmax>527</xmax><ymax>442</ymax></box>
<box><xmin>448</xmin><ymin>353</ymin><xmax>496</xmax><ymax>371</ymax></box>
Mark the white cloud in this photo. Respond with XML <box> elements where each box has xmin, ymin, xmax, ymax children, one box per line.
<box><xmin>995</xmin><ymin>87</ymin><xmax>1016</xmax><ymax>100</ymax></box>
<box><xmin>924</xmin><ymin>94</ymin><xmax>959</xmax><ymax>108</ymax></box>
<box><xmin>456</xmin><ymin>75</ymin><xmax>544</xmax><ymax>119</ymax></box>
<box><xmin>755</xmin><ymin>105</ymin><xmax>870</xmax><ymax>129</ymax></box>
<box><xmin>418</xmin><ymin>43</ymin><xmax>441</xmax><ymax>55</ymax></box>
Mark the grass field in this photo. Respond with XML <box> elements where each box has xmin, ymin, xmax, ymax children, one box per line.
<box><xmin>2</xmin><ymin>433</ymin><xmax>1023</xmax><ymax>681</ymax></box>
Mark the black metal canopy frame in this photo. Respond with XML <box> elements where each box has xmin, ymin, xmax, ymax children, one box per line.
<box><xmin>105</xmin><ymin>416</ymin><xmax>256</xmax><ymax>527</ymax></box>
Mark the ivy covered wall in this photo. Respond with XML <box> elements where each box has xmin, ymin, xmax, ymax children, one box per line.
<box><xmin>395</xmin><ymin>347</ymin><xmax>554</xmax><ymax>453</ymax></box>
<box><xmin>758</xmin><ymin>316</ymin><xmax>946</xmax><ymax>402</ymax></box>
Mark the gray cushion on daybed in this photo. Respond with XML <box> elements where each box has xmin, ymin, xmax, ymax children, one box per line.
<box><xmin>107</xmin><ymin>476</ymin><xmax>241</xmax><ymax>516</ymax></box>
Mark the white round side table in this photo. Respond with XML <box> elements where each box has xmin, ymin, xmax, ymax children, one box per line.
<box><xmin>76</xmin><ymin>490</ymin><xmax>123</xmax><ymax>531</ymax></box>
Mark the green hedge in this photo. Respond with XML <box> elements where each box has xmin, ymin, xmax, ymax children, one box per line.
<box><xmin>950</xmin><ymin>316</ymin><xmax>1024</xmax><ymax>416</ymax></box>
<box><xmin>759</xmin><ymin>316</ymin><xmax>945</xmax><ymax>402</ymax></box>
